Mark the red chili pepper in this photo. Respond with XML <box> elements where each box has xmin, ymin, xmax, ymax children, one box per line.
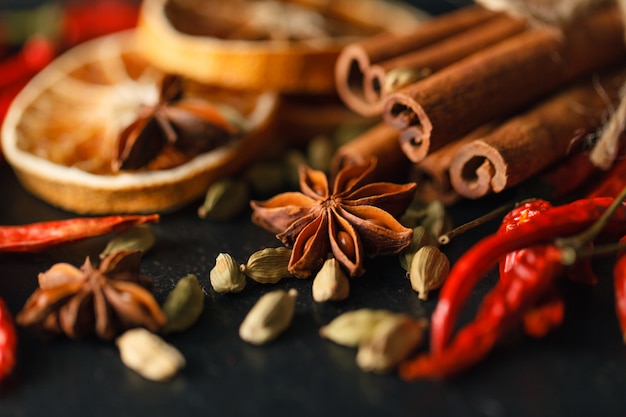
<box><xmin>587</xmin><ymin>157</ymin><xmax>626</xmax><ymax>199</ymax></box>
<box><xmin>400</xmin><ymin>244</ymin><xmax>565</xmax><ymax>379</ymax></box>
<box><xmin>613</xmin><ymin>235</ymin><xmax>626</xmax><ymax>341</ymax></box>
<box><xmin>0</xmin><ymin>214</ymin><xmax>159</xmax><ymax>252</ymax></box>
<box><xmin>61</xmin><ymin>0</ymin><xmax>139</xmax><ymax>47</ymax></box>
<box><xmin>522</xmin><ymin>288</ymin><xmax>565</xmax><ymax>338</ymax></box>
<box><xmin>430</xmin><ymin>196</ymin><xmax>626</xmax><ymax>356</ymax></box>
<box><xmin>498</xmin><ymin>201</ymin><xmax>569</xmax><ymax>338</ymax></box>
<box><xmin>0</xmin><ymin>297</ymin><xmax>17</xmax><ymax>381</ymax></box>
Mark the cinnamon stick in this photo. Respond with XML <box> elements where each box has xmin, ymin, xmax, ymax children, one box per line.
<box><xmin>448</xmin><ymin>68</ymin><xmax>626</xmax><ymax>199</ymax></box>
<box><xmin>362</xmin><ymin>15</ymin><xmax>527</xmax><ymax>115</ymax></box>
<box><xmin>335</xmin><ymin>6</ymin><xmax>498</xmax><ymax>117</ymax></box>
<box><xmin>409</xmin><ymin>124</ymin><xmax>496</xmax><ymax>205</ymax></box>
<box><xmin>330</xmin><ymin>121</ymin><xmax>409</xmax><ymax>182</ymax></box>
<box><xmin>383</xmin><ymin>4</ymin><xmax>626</xmax><ymax>163</ymax></box>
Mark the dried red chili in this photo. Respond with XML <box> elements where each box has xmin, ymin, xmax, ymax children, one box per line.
<box><xmin>0</xmin><ymin>297</ymin><xmax>17</xmax><ymax>381</ymax></box>
<box><xmin>613</xmin><ymin>235</ymin><xmax>626</xmax><ymax>341</ymax></box>
<box><xmin>0</xmin><ymin>214</ymin><xmax>159</xmax><ymax>252</ymax></box>
<box><xmin>61</xmin><ymin>0</ymin><xmax>139</xmax><ymax>47</ymax></box>
<box><xmin>400</xmin><ymin>193</ymin><xmax>626</xmax><ymax>379</ymax></box>
<box><xmin>399</xmin><ymin>244</ymin><xmax>565</xmax><ymax>379</ymax></box>
<box><xmin>521</xmin><ymin>288</ymin><xmax>565</xmax><ymax>338</ymax></box>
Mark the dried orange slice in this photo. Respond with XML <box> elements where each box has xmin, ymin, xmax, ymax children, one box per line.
<box><xmin>135</xmin><ymin>0</ymin><xmax>427</xmax><ymax>93</ymax></box>
<box><xmin>1</xmin><ymin>30</ymin><xmax>278</xmax><ymax>214</ymax></box>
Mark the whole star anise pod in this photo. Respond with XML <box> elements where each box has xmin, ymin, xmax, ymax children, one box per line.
<box><xmin>250</xmin><ymin>159</ymin><xmax>417</xmax><ymax>278</ymax></box>
<box><xmin>113</xmin><ymin>75</ymin><xmax>242</xmax><ymax>171</ymax></box>
<box><xmin>16</xmin><ymin>250</ymin><xmax>166</xmax><ymax>340</ymax></box>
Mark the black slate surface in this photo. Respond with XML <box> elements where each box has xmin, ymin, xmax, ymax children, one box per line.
<box><xmin>3</xmin><ymin>1</ymin><xmax>626</xmax><ymax>416</ymax></box>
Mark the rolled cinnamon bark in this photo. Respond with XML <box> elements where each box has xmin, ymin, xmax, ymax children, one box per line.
<box><xmin>363</xmin><ymin>15</ymin><xmax>527</xmax><ymax>114</ymax></box>
<box><xmin>409</xmin><ymin>124</ymin><xmax>496</xmax><ymax>205</ymax></box>
<box><xmin>330</xmin><ymin>121</ymin><xmax>410</xmax><ymax>182</ymax></box>
<box><xmin>448</xmin><ymin>67</ymin><xmax>626</xmax><ymax>199</ymax></box>
<box><xmin>383</xmin><ymin>4</ymin><xmax>626</xmax><ymax>163</ymax></box>
<box><xmin>335</xmin><ymin>6</ymin><xmax>498</xmax><ymax>117</ymax></box>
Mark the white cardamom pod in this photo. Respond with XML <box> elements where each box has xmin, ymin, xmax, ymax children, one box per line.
<box><xmin>242</xmin><ymin>247</ymin><xmax>293</xmax><ymax>284</ymax></box>
<box><xmin>409</xmin><ymin>245</ymin><xmax>450</xmax><ymax>300</ymax></box>
<box><xmin>399</xmin><ymin>225</ymin><xmax>435</xmax><ymax>272</ymax></box>
<box><xmin>319</xmin><ymin>309</ymin><xmax>389</xmax><ymax>348</ymax></box>
<box><xmin>312</xmin><ymin>258</ymin><xmax>350</xmax><ymax>302</ymax></box>
<box><xmin>210</xmin><ymin>253</ymin><xmax>246</xmax><ymax>293</ymax></box>
<box><xmin>116</xmin><ymin>328</ymin><xmax>186</xmax><ymax>382</ymax></box>
<box><xmin>239</xmin><ymin>288</ymin><xmax>298</xmax><ymax>345</ymax></box>
<box><xmin>356</xmin><ymin>314</ymin><xmax>428</xmax><ymax>374</ymax></box>
<box><xmin>162</xmin><ymin>274</ymin><xmax>205</xmax><ymax>333</ymax></box>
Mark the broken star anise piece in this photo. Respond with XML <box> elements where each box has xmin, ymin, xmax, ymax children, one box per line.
<box><xmin>251</xmin><ymin>159</ymin><xmax>417</xmax><ymax>278</ymax></box>
<box><xmin>16</xmin><ymin>250</ymin><xmax>166</xmax><ymax>341</ymax></box>
<box><xmin>113</xmin><ymin>74</ymin><xmax>243</xmax><ymax>171</ymax></box>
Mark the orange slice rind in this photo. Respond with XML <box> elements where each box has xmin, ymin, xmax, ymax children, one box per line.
<box><xmin>1</xmin><ymin>30</ymin><xmax>279</xmax><ymax>214</ymax></box>
<box><xmin>135</xmin><ymin>0</ymin><xmax>428</xmax><ymax>93</ymax></box>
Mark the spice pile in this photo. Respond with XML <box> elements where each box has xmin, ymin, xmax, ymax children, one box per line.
<box><xmin>335</xmin><ymin>1</ymin><xmax>626</xmax><ymax>204</ymax></box>
<box><xmin>4</xmin><ymin>0</ymin><xmax>626</xmax><ymax>388</ymax></box>
<box><xmin>0</xmin><ymin>0</ymin><xmax>431</xmax><ymax>383</ymax></box>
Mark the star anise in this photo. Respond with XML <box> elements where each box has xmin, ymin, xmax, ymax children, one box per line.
<box><xmin>250</xmin><ymin>159</ymin><xmax>417</xmax><ymax>278</ymax></box>
<box><xmin>16</xmin><ymin>250</ymin><xmax>166</xmax><ymax>340</ymax></box>
<box><xmin>113</xmin><ymin>75</ymin><xmax>242</xmax><ymax>172</ymax></box>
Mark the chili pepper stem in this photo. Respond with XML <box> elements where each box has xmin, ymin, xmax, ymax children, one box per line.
<box><xmin>439</xmin><ymin>198</ymin><xmax>537</xmax><ymax>245</ymax></box>
<box><xmin>556</xmin><ymin>185</ymin><xmax>626</xmax><ymax>265</ymax></box>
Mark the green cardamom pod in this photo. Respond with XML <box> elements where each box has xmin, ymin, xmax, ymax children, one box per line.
<box><xmin>197</xmin><ymin>178</ymin><xmax>250</xmax><ymax>221</ymax></box>
<box><xmin>281</xmin><ymin>150</ymin><xmax>307</xmax><ymax>190</ymax></box>
<box><xmin>100</xmin><ymin>224</ymin><xmax>155</xmax><ymax>259</ymax></box>
<box><xmin>162</xmin><ymin>274</ymin><xmax>205</xmax><ymax>333</ymax></box>
<box><xmin>399</xmin><ymin>225</ymin><xmax>435</xmax><ymax>272</ymax></box>
<box><xmin>243</xmin><ymin>162</ymin><xmax>286</xmax><ymax>198</ymax></box>
<box><xmin>242</xmin><ymin>247</ymin><xmax>293</xmax><ymax>283</ymax></box>
<box><xmin>210</xmin><ymin>253</ymin><xmax>246</xmax><ymax>293</ymax></box>
<box><xmin>307</xmin><ymin>135</ymin><xmax>335</xmax><ymax>173</ymax></box>
<box><xmin>356</xmin><ymin>314</ymin><xmax>428</xmax><ymax>374</ymax></box>
<box><xmin>239</xmin><ymin>288</ymin><xmax>298</xmax><ymax>345</ymax></box>
<box><xmin>116</xmin><ymin>328</ymin><xmax>186</xmax><ymax>382</ymax></box>
<box><xmin>319</xmin><ymin>309</ymin><xmax>389</xmax><ymax>348</ymax></box>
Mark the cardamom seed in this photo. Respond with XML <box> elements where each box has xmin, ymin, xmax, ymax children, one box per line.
<box><xmin>239</xmin><ymin>288</ymin><xmax>298</xmax><ymax>345</ymax></box>
<box><xmin>312</xmin><ymin>258</ymin><xmax>350</xmax><ymax>302</ymax></box>
<box><xmin>319</xmin><ymin>309</ymin><xmax>389</xmax><ymax>347</ymax></box>
<box><xmin>399</xmin><ymin>225</ymin><xmax>435</xmax><ymax>271</ymax></box>
<box><xmin>197</xmin><ymin>178</ymin><xmax>250</xmax><ymax>221</ymax></box>
<box><xmin>100</xmin><ymin>224</ymin><xmax>155</xmax><ymax>259</ymax></box>
<box><xmin>162</xmin><ymin>274</ymin><xmax>205</xmax><ymax>333</ymax></box>
<box><xmin>116</xmin><ymin>328</ymin><xmax>186</xmax><ymax>382</ymax></box>
<box><xmin>409</xmin><ymin>245</ymin><xmax>450</xmax><ymax>300</ymax></box>
<box><xmin>242</xmin><ymin>247</ymin><xmax>293</xmax><ymax>284</ymax></box>
<box><xmin>356</xmin><ymin>314</ymin><xmax>428</xmax><ymax>374</ymax></box>
<box><xmin>210</xmin><ymin>253</ymin><xmax>246</xmax><ymax>293</ymax></box>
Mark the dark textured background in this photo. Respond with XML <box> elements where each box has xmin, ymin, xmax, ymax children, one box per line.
<box><xmin>2</xmin><ymin>1</ymin><xmax>626</xmax><ymax>416</ymax></box>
